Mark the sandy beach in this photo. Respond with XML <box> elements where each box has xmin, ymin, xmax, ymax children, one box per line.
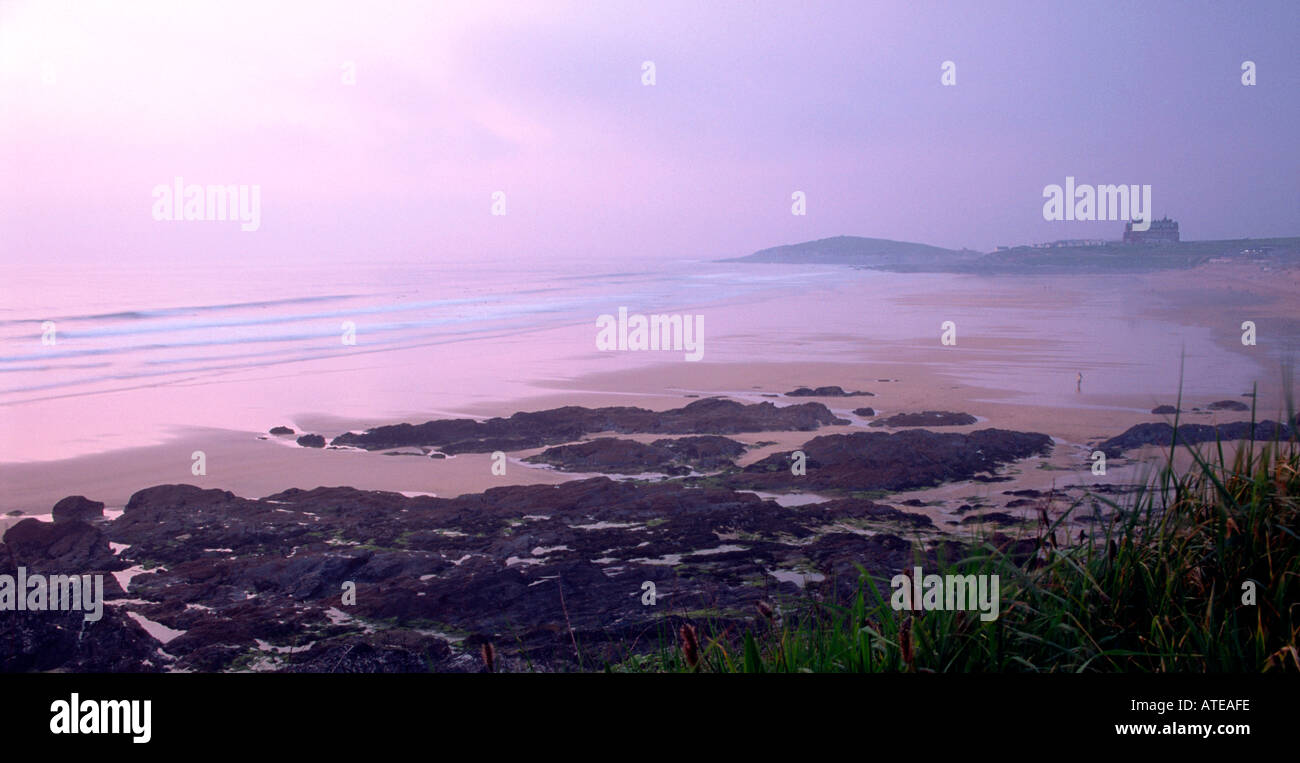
<box><xmin>4</xmin><ymin>262</ymin><xmax>1294</xmax><ymax>528</ymax></box>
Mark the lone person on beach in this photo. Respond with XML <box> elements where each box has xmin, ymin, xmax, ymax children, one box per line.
<box><xmin>1076</xmin><ymin>371</ymin><xmax>1083</xmax><ymax>393</ymax></box>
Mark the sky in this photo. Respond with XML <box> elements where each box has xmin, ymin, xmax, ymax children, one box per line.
<box><xmin>1</xmin><ymin>0</ymin><xmax>1297</xmax><ymax>266</ymax></box>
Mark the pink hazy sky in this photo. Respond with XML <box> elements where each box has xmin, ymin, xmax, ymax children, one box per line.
<box><xmin>1</xmin><ymin>0</ymin><xmax>1297</xmax><ymax>266</ymax></box>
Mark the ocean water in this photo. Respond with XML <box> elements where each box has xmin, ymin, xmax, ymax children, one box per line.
<box><xmin>0</xmin><ymin>258</ymin><xmax>848</xmax><ymax>461</ymax></box>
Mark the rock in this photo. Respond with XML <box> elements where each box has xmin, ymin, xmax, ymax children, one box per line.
<box><xmin>792</xmin><ymin>498</ymin><xmax>933</xmax><ymax>530</ymax></box>
<box><xmin>2</xmin><ymin>518</ymin><xmax>122</xmax><ymax>573</ymax></box>
<box><xmin>0</xmin><ymin>472</ymin><xmax>985</xmax><ymax>673</ymax></box>
<box><xmin>1003</xmin><ymin>489</ymin><xmax>1043</xmax><ymax>498</ymax></box>
<box><xmin>785</xmin><ymin>386</ymin><xmax>873</xmax><ymax>397</ymax></box>
<box><xmin>1097</xmin><ymin>420</ymin><xmax>1294</xmax><ymax>457</ymax></box>
<box><xmin>959</xmin><ymin>512</ymin><xmax>1021</xmax><ymax>526</ymax></box>
<box><xmin>282</xmin><ymin>632</ymin><xmax>452</xmax><ymax>673</ymax></box>
<box><xmin>526</xmin><ymin>435</ymin><xmax>749</xmax><ymax>475</ymax></box>
<box><xmin>1151</xmin><ymin>405</ymin><xmax>1179</xmax><ymax>414</ymax></box>
<box><xmin>853</xmin><ymin>407</ymin><xmax>876</xmax><ymax>417</ymax></box>
<box><xmin>653</xmin><ymin>435</ymin><xmax>748</xmax><ymax>469</ymax></box>
<box><xmin>51</xmin><ymin>495</ymin><xmax>105</xmax><ymax>523</ymax></box>
<box><xmin>125</xmin><ymin>484</ymin><xmax>238</xmax><ymax>513</ymax></box>
<box><xmin>331</xmin><ymin>398</ymin><xmax>847</xmax><ymax>453</ymax></box>
<box><xmin>805</xmin><ymin>532</ymin><xmax>913</xmax><ymax>600</ymax></box>
<box><xmin>0</xmin><ymin>597</ymin><xmax>160</xmax><ymax>672</ymax></box>
<box><xmin>870</xmin><ymin>411</ymin><xmax>977</xmax><ymax>428</ymax></box>
<box><xmin>297</xmin><ymin>434</ymin><xmax>326</xmax><ymax>448</ymax></box>
<box><xmin>523</xmin><ymin>437</ymin><xmax>723</xmax><ymax>475</ymax></box>
<box><xmin>731</xmin><ymin>428</ymin><xmax>1052</xmax><ymax>492</ymax></box>
<box><xmin>269</xmin><ymin>426</ymin><xmax>295</xmax><ymax>435</ymax></box>
<box><xmin>1207</xmin><ymin>400</ymin><xmax>1250</xmax><ymax>412</ymax></box>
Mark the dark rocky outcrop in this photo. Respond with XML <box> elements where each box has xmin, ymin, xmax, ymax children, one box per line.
<box><xmin>785</xmin><ymin>386</ymin><xmax>873</xmax><ymax>397</ymax></box>
<box><xmin>870</xmin><ymin>411</ymin><xmax>978</xmax><ymax>428</ymax></box>
<box><xmin>1207</xmin><ymin>400</ymin><xmax>1250</xmax><ymax>412</ymax></box>
<box><xmin>331</xmin><ymin>398</ymin><xmax>847</xmax><ymax>453</ymax></box>
<box><xmin>3</xmin><ymin>475</ymin><xmax>972</xmax><ymax>673</ymax></box>
<box><xmin>730</xmin><ymin>428</ymin><xmax>1053</xmax><ymax>492</ymax></box>
<box><xmin>269</xmin><ymin>426</ymin><xmax>295</xmax><ymax>435</ymax></box>
<box><xmin>1151</xmin><ymin>405</ymin><xmax>1180</xmax><ymax>414</ymax></box>
<box><xmin>281</xmin><ymin>632</ymin><xmax>453</xmax><ymax>673</ymax></box>
<box><xmin>959</xmin><ymin>512</ymin><xmax>1022</xmax><ymax>526</ymax></box>
<box><xmin>524</xmin><ymin>435</ymin><xmax>746</xmax><ymax>475</ymax></box>
<box><xmin>51</xmin><ymin>495</ymin><xmax>104</xmax><ymax>523</ymax></box>
<box><xmin>0</xmin><ymin>595</ymin><xmax>160</xmax><ymax>672</ymax></box>
<box><xmin>0</xmin><ymin>510</ymin><xmax>150</xmax><ymax>671</ymax></box>
<box><xmin>2</xmin><ymin>518</ymin><xmax>119</xmax><ymax>571</ymax></box>
<box><xmin>1097</xmin><ymin>420</ymin><xmax>1295</xmax><ymax>457</ymax></box>
<box><xmin>1003</xmin><ymin>489</ymin><xmax>1044</xmax><ymax>498</ymax></box>
<box><xmin>853</xmin><ymin>407</ymin><xmax>876</xmax><ymax>417</ymax></box>
<box><xmin>297</xmin><ymin>434</ymin><xmax>326</xmax><ymax>448</ymax></box>
<box><xmin>651</xmin><ymin>435</ymin><xmax>748</xmax><ymax>469</ymax></box>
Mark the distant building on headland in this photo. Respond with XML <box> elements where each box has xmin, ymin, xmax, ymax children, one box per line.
<box><xmin>1123</xmin><ymin>217</ymin><xmax>1179</xmax><ymax>244</ymax></box>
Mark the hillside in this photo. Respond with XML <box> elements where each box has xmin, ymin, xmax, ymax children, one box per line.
<box><xmin>726</xmin><ymin>235</ymin><xmax>1300</xmax><ymax>274</ymax></box>
<box><xmin>722</xmin><ymin>235</ymin><xmax>980</xmax><ymax>268</ymax></box>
